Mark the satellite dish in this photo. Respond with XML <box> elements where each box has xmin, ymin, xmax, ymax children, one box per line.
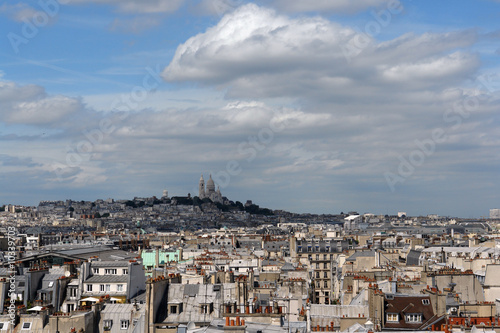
<box><xmin>65</xmin><ymin>271</ymin><xmax>71</xmax><ymax>277</ymax></box>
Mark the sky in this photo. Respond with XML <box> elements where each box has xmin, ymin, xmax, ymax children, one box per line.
<box><xmin>0</xmin><ymin>0</ymin><xmax>499</xmax><ymax>217</ymax></box>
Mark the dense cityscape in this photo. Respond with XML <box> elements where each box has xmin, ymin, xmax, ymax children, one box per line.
<box><xmin>0</xmin><ymin>175</ymin><xmax>499</xmax><ymax>333</ymax></box>
<box><xmin>1</xmin><ymin>0</ymin><xmax>499</xmax><ymax>332</ymax></box>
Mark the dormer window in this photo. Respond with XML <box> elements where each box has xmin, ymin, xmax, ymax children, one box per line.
<box><xmin>422</xmin><ymin>299</ymin><xmax>430</xmax><ymax>305</ymax></box>
<box><xmin>405</xmin><ymin>314</ymin><xmax>422</xmax><ymax>323</ymax></box>
<box><xmin>386</xmin><ymin>313</ymin><xmax>398</xmax><ymax>322</ymax></box>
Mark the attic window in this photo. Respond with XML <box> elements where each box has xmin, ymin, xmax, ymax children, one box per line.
<box><xmin>386</xmin><ymin>313</ymin><xmax>398</xmax><ymax>322</ymax></box>
<box><xmin>22</xmin><ymin>323</ymin><xmax>32</xmax><ymax>330</ymax></box>
<box><xmin>48</xmin><ymin>281</ymin><xmax>54</xmax><ymax>287</ymax></box>
<box><xmin>201</xmin><ymin>303</ymin><xmax>213</xmax><ymax>314</ymax></box>
<box><xmin>120</xmin><ymin>320</ymin><xmax>129</xmax><ymax>329</ymax></box>
<box><xmin>422</xmin><ymin>299</ymin><xmax>430</xmax><ymax>305</ymax></box>
<box><xmin>405</xmin><ymin>314</ymin><xmax>422</xmax><ymax>323</ymax></box>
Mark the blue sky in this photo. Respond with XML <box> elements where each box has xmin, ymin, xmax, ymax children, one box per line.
<box><xmin>0</xmin><ymin>0</ymin><xmax>499</xmax><ymax>217</ymax></box>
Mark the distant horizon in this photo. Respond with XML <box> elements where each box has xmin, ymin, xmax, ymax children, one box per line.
<box><xmin>1</xmin><ymin>1</ymin><xmax>499</xmax><ymax>219</ymax></box>
<box><xmin>2</xmin><ymin>191</ymin><xmax>496</xmax><ymax>219</ymax></box>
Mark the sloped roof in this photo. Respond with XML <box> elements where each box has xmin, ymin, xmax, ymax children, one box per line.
<box><xmin>406</xmin><ymin>250</ymin><xmax>422</xmax><ymax>266</ymax></box>
<box><xmin>346</xmin><ymin>251</ymin><xmax>375</xmax><ymax>262</ymax></box>
<box><xmin>91</xmin><ymin>261</ymin><xmax>129</xmax><ymax>268</ymax></box>
<box><xmin>85</xmin><ymin>275</ymin><xmax>128</xmax><ymax>283</ymax></box>
<box><xmin>484</xmin><ymin>264</ymin><xmax>500</xmax><ymax>287</ymax></box>
<box><xmin>384</xmin><ymin>295</ymin><xmax>435</xmax><ymax>330</ymax></box>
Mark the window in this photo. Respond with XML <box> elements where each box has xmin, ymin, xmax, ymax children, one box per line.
<box><xmin>422</xmin><ymin>299</ymin><xmax>430</xmax><ymax>305</ymax></box>
<box><xmin>70</xmin><ymin>288</ymin><xmax>77</xmax><ymax>297</ymax></box>
<box><xmin>48</xmin><ymin>281</ymin><xmax>54</xmax><ymax>287</ymax></box>
<box><xmin>316</xmin><ymin>272</ymin><xmax>320</xmax><ymax>278</ymax></box>
<box><xmin>324</xmin><ymin>281</ymin><xmax>328</xmax><ymax>288</ymax></box>
<box><xmin>100</xmin><ymin>284</ymin><xmax>105</xmax><ymax>292</ymax></box>
<box><xmin>405</xmin><ymin>314</ymin><xmax>422</xmax><ymax>323</ymax></box>
<box><xmin>22</xmin><ymin>323</ymin><xmax>32</xmax><ymax>330</ymax></box>
<box><xmin>106</xmin><ymin>284</ymin><xmax>110</xmax><ymax>291</ymax></box>
<box><xmin>324</xmin><ymin>272</ymin><xmax>328</xmax><ymax>278</ymax></box>
<box><xmin>324</xmin><ymin>263</ymin><xmax>328</xmax><ymax>269</ymax></box>
<box><xmin>105</xmin><ymin>269</ymin><xmax>117</xmax><ymax>275</ymax></box>
<box><xmin>103</xmin><ymin>320</ymin><xmax>113</xmax><ymax>329</ymax></box>
<box><xmin>316</xmin><ymin>254</ymin><xmax>319</xmax><ymax>260</ymax></box>
<box><xmin>201</xmin><ymin>303</ymin><xmax>213</xmax><ymax>314</ymax></box>
<box><xmin>170</xmin><ymin>305</ymin><xmax>177</xmax><ymax>314</ymax></box>
<box><xmin>120</xmin><ymin>320</ymin><xmax>129</xmax><ymax>329</ymax></box>
<box><xmin>324</xmin><ymin>254</ymin><xmax>327</xmax><ymax>260</ymax></box>
<box><xmin>386</xmin><ymin>313</ymin><xmax>398</xmax><ymax>322</ymax></box>
<box><xmin>87</xmin><ymin>285</ymin><xmax>93</xmax><ymax>292</ymax></box>
<box><xmin>117</xmin><ymin>284</ymin><xmax>123</xmax><ymax>292</ymax></box>
<box><xmin>316</xmin><ymin>263</ymin><xmax>320</xmax><ymax>269</ymax></box>
<box><xmin>0</xmin><ymin>323</ymin><xmax>4</xmax><ymax>329</ymax></box>
<box><xmin>93</xmin><ymin>268</ymin><xmax>99</xmax><ymax>274</ymax></box>
<box><xmin>122</xmin><ymin>269</ymin><xmax>128</xmax><ymax>275</ymax></box>
<box><xmin>67</xmin><ymin>304</ymin><xmax>74</xmax><ymax>312</ymax></box>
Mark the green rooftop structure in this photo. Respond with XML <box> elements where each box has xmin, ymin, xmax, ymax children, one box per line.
<box><xmin>141</xmin><ymin>248</ymin><xmax>181</xmax><ymax>276</ymax></box>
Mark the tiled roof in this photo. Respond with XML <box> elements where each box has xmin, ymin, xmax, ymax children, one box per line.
<box><xmin>384</xmin><ymin>295</ymin><xmax>435</xmax><ymax>330</ymax></box>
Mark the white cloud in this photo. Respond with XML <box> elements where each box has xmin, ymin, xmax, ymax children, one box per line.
<box><xmin>0</xmin><ymin>79</ymin><xmax>81</xmax><ymax>125</ymax></box>
<box><xmin>163</xmin><ymin>4</ymin><xmax>479</xmax><ymax>101</ymax></box>
<box><xmin>270</xmin><ymin>0</ymin><xmax>393</xmax><ymax>14</ymax></box>
<box><xmin>163</xmin><ymin>4</ymin><xmax>352</xmax><ymax>82</ymax></box>
<box><xmin>194</xmin><ymin>0</ymin><xmax>243</xmax><ymax>17</ymax></box>
<box><xmin>381</xmin><ymin>52</ymin><xmax>478</xmax><ymax>83</ymax></box>
<box><xmin>8</xmin><ymin>96</ymin><xmax>80</xmax><ymax>125</ymax></box>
